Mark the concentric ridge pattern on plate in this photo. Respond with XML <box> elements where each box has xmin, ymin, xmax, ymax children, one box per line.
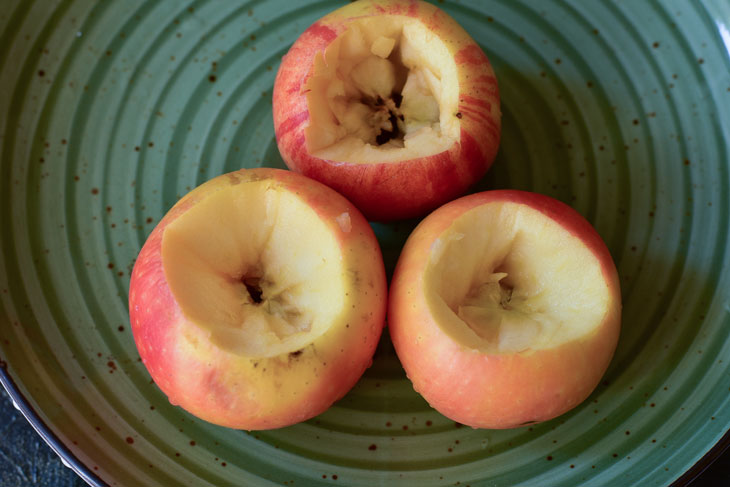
<box><xmin>0</xmin><ymin>0</ymin><xmax>729</xmax><ymax>485</ymax></box>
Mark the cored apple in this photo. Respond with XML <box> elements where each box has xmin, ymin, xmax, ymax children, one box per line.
<box><xmin>128</xmin><ymin>168</ymin><xmax>387</xmax><ymax>430</ymax></box>
<box><xmin>273</xmin><ymin>0</ymin><xmax>501</xmax><ymax>221</ymax></box>
<box><xmin>388</xmin><ymin>190</ymin><xmax>621</xmax><ymax>429</ymax></box>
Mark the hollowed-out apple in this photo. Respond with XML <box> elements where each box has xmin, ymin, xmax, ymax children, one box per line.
<box><xmin>129</xmin><ymin>168</ymin><xmax>387</xmax><ymax>430</ymax></box>
<box><xmin>273</xmin><ymin>0</ymin><xmax>501</xmax><ymax>221</ymax></box>
<box><xmin>388</xmin><ymin>190</ymin><xmax>621</xmax><ymax>429</ymax></box>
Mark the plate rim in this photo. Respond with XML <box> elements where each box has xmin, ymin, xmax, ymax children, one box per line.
<box><xmin>671</xmin><ymin>428</ymin><xmax>730</xmax><ymax>486</ymax></box>
<box><xmin>1</xmin><ymin>363</ymin><xmax>728</xmax><ymax>487</ymax></box>
<box><xmin>0</xmin><ymin>0</ymin><xmax>728</xmax><ymax>484</ymax></box>
<box><xmin>0</xmin><ymin>365</ymin><xmax>106</xmax><ymax>487</ymax></box>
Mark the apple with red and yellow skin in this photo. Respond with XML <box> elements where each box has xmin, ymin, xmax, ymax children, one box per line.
<box><xmin>388</xmin><ymin>190</ymin><xmax>621</xmax><ymax>429</ymax></box>
<box><xmin>128</xmin><ymin>168</ymin><xmax>387</xmax><ymax>430</ymax></box>
<box><xmin>273</xmin><ymin>0</ymin><xmax>501</xmax><ymax>222</ymax></box>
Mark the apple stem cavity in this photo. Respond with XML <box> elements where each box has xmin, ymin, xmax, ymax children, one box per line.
<box><xmin>499</xmin><ymin>282</ymin><xmax>514</xmax><ymax>311</ymax></box>
<box><xmin>242</xmin><ymin>276</ymin><xmax>264</xmax><ymax>304</ymax></box>
<box><xmin>369</xmin><ymin>94</ymin><xmax>404</xmax><ymax>145</ymax></box>
<box><xmin>456</xmin><ymin>272</ymin><xmax>542</xmax><ymax>352</ymax></box>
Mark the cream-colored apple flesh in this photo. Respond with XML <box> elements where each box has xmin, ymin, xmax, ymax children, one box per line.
<box><xmin>162</xmin><ymin>182</ymin><xmax>344</xmax><ymax>358</ymax></box>
<box><xmin>389</xmin><ymin>191</ymin><xmax>621</xmax><ymax>429</ymax></box>
<box><xmin>428</xmin><ymin>203</ymin><xmax>608</xmax><ymax>355</ymax></box>
<box><xmin>304</xmin><ymin>16</ymin><xmax>459</xmax><ymax>163</ymax></box>
<box><xmin>273</xmin><ymin>0</ymin><xmax>501</xmax><ymax>221</ymax></box>
<box><xmin>130</xmin><ymin>169</ymin><xmax>387</xmax><ymax>430</ymax></box>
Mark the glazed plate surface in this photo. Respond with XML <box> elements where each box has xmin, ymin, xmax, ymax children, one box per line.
<box><xmin>1</xmin><ymin>1</ymin><xmax>729</xmax><ymax>485</ymax></box>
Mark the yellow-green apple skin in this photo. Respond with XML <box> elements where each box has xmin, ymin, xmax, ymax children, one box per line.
<box><xmin>273</xmin><ymin>0</ymin><xmax>501</xmax><ymax>221</ymax></box>
<box><xmin>129</xmin><ymin>168</ymin><xmax>387</xmax><ymax>430</ymax></box>
<box><xmin>388</xmin><ymin>190</ymin><xmax>621</xmax><ymax>429</ymax></box>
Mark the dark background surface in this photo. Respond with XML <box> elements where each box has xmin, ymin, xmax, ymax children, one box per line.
<box><xmin>1</xmin><ymin>386</ymin><xmax>728</xmax><ymax>487</ymax></box>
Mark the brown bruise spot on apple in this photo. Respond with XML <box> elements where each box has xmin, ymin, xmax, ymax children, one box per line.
<box><xmin>303</xmin><ymin>15</ymin><xmax>460</xmax><ymax>164</ymax></box>
<box><xmin>161</xmin><ymin>180</ymin><xmax>347</xmax><ymax>358</ymax></box>
<box><xmin>425</xmin><ymin>201</ymin><xmax>611</xmax><ymax>354</ymax></box>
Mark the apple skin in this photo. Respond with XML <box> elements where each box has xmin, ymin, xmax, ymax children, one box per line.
<box><xmin>387</xmin><ymin>190</ymin><xmax>621</xmax><ymax>429</ymax></box>
<box><xmin>272</xmin><ymin>0</ymin><xmax>501</xmax><ymax>222</ymax></box>
<box><xmin>128</xmin><ymin>168</ymin><xmax>387</xmax><ymax>430</ymax></box>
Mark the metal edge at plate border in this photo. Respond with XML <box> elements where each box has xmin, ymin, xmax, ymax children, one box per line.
<box><xmin>0</xmin><ymin>363</ymin><xmax>107</xmax><ymax>487</ymax></box>
<box><xmin>0</xmin><ymin>360</ymin><xmax>728</xmax><ymax>486</ymax></box>
<box><xmin>672</xmin><ymin>427</ymin><xmax>730</xmax><ymax>486</ymax></box>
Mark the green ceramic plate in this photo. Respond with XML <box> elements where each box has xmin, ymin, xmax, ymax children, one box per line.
<box><xmin>1</xmin><ymin>0</ymin><xmax>729</xmax><ymax>485</ymax></box>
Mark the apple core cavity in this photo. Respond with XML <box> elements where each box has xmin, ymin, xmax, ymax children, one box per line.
<box><xmin>304</xmin><ymin>16</ymin><xmax>460</xmax><ymax>164</ymax></box>
<box><xmin>161</xmin><ymin>181</ymin><xmax>345</xmax><ymax>358</ymax></box>
<box><xmin>425</xmin><ymin>202</ymin><xmax>611</xmax><ymax>354</ymax></box>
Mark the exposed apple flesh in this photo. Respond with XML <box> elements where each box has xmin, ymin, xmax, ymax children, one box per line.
<box><xmin>304</xmin><ymin>16</ymin><xmax>459</xmax><ymax>163</ymax></box>
<box><xmin>273</xmin><ymin>0</ymin><xmax>501</xmax><ymax>221</ymax></box>
<box><xmin>388</xmin><ymin>190</ymin><xmax>621</xmax><ymax>429</ymax></box>
<box><xmin>427</xmin><ymin>200</ymin><xmax>610</xmax><ymax>354</ymax></box>
<box><xmin>162</xmin><ymin>181</ymin><xmax>345</xmax><ymax>358</ymax></box>
<box><xmin>129</xmin><ymin>168</ymin><xmax>387</xmax><ymax>430</ymax></box>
